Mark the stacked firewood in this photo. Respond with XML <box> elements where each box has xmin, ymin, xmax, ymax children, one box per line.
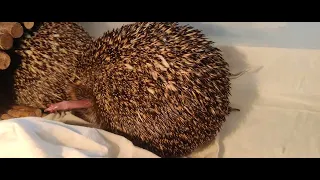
<box><xmin>0</xmin><ymin>22</ymin><xmax>34</xmax><ymax>70</ymax></box>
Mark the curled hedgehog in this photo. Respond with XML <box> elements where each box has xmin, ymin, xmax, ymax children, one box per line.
<box><xmin>45</xmin><ymin>22</ymin><xmax>236</xmax><ymax>157</ymax></box>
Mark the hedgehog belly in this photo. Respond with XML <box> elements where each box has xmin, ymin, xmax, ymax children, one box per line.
<box><xmin>13</xmin><ymin>22</ymin><xmax>93</xmax><ymax>108</ymax></box>
<box><xmin>75</xmin><ymin>22</ymin><xmax>232</xmax><ymax>157</ymax></box>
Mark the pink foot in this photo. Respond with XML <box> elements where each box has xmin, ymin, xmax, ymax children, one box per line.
<box><xmin>44</xmin><ymin>100</ymin><xmax>93</xmax><ymax>113</ymax></box>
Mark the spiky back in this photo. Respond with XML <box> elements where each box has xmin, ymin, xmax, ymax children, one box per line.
<box><xmin>13</xmin><ymin>22</ymin><xmax>93</xmax><ymax>108</ymax></box>
<box><xmin>77</xmin><ymin>22</ymin><xmax>231</xmax><ymax>157</ymax></box>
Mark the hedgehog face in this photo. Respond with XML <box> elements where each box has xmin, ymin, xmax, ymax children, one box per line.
<box><xmin>64</xmin><ymin>82</ymin><xmax>100</xmax><ymax>125</ymax></box>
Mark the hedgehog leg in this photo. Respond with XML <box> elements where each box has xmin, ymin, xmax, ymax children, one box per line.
<box><xmin>44</xmin><ymin>100</ymin><xmax>92</xmax><ymax>113</ymax></box>
<box><xmin>229</xmin><ymin>107</ymin><xmax>240</xmax><ymax>112</ymax></box>
<box><xmin>230</xmin><ymin>69</ymin><xmax>249</xmax><ymax>79</ymax></box>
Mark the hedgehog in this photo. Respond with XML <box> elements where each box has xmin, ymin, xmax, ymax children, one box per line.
<box><xmin>45</xmin><ymin>22</ymin><xmax>234</xmax><ymax>158</ymax></box>
<box><xmin>12</xmin><ymin>22</ymin><xmax>93</xmax><ymax>109</ymax></box>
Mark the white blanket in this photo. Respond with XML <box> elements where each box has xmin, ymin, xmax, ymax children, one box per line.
<box><xmin>0</xmin><ymin>114</ymin><xmax>220</xmax><ymax>158</ymax></box>
<box><xmin>0</xmin><ymin>117</ymin><xmax>159</xmax><ymax>158</ymax></box>
<box><xmin>218</xmin><ymin>45</ymin><xmax>320</xmax><ymax>158</ymax></box>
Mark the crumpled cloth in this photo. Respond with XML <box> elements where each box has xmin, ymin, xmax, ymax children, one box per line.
<box><xmin>43</xmin><ymin>112</ymin><xmax>220</xmax><ymax>158</ymax></box>
<box><xmin>0</xmin><ymin>112</ymin><xmax>219</xmax><ymax>158</ymax></box>
<box><xmin>0</xmin><ymin>117</ymin><xmax>158</xmax><ymax>158</ymax></box>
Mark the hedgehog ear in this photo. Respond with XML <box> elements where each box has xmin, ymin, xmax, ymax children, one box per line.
<box><xmin>67</xmin><ymin>83</ymin><xmax>93</xmax><ymax>101</ymax></box>
<box><xmin>66</xmin><ymin>85</ymin><xmax>78</xmax><ymax>101</ymax></box>
<box><xmin>74</xmin><ymin>79</ymin><xmax>82</xmax><ymax>86</ymax></box>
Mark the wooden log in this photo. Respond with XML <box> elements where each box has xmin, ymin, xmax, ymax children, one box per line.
<box><xmin>7</xmin><ymin>109</ymin><xmax>36</xmax><ymax>118</ymax></box>
<box><xmin>0</xmin><ymin>32</ymin><xmax>13</xmax><ymax>50</ymax></box>
<box><xmin>35</xmin><ymin>109</ymin><xmax>43</xmax><ymax>117</ymax></box>
<box><xmin>0</xmin><ymin>22</ymin><xmax>23</xmax><ymax>38</ymax></box>
<box><xmin>12</xmin><ymin>105</ymin><xmax>37</xmax><ymax>111</ymax></box>
<box><xmin>0</xmin><ymin>114</ymin><xmax>13</xmax><ymax>120</ymax></box>
<box><xmin>0</xmin><ymin>51</ymin><xmax>10</xmax><ymax>70</ymax></box>
<box><xmin>11</xmin><ymin>105</ymin><xmax>43</xmax><ymax>117</ymax></box>
<box><xmin>23</xmin><ymin>22</ymin><xmax>34</xmax><ymax>30</ymax></box>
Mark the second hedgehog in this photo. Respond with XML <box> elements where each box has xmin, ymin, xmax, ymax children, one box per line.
<box><xmin>13</xmin><ymin>22</ymin><xmax>93</xmax><ymax>108</ymax></box>
<box><xmin>46</xmin><ymin>22</ymin><xmax>233</xmax><ymax>158</ymax></box>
